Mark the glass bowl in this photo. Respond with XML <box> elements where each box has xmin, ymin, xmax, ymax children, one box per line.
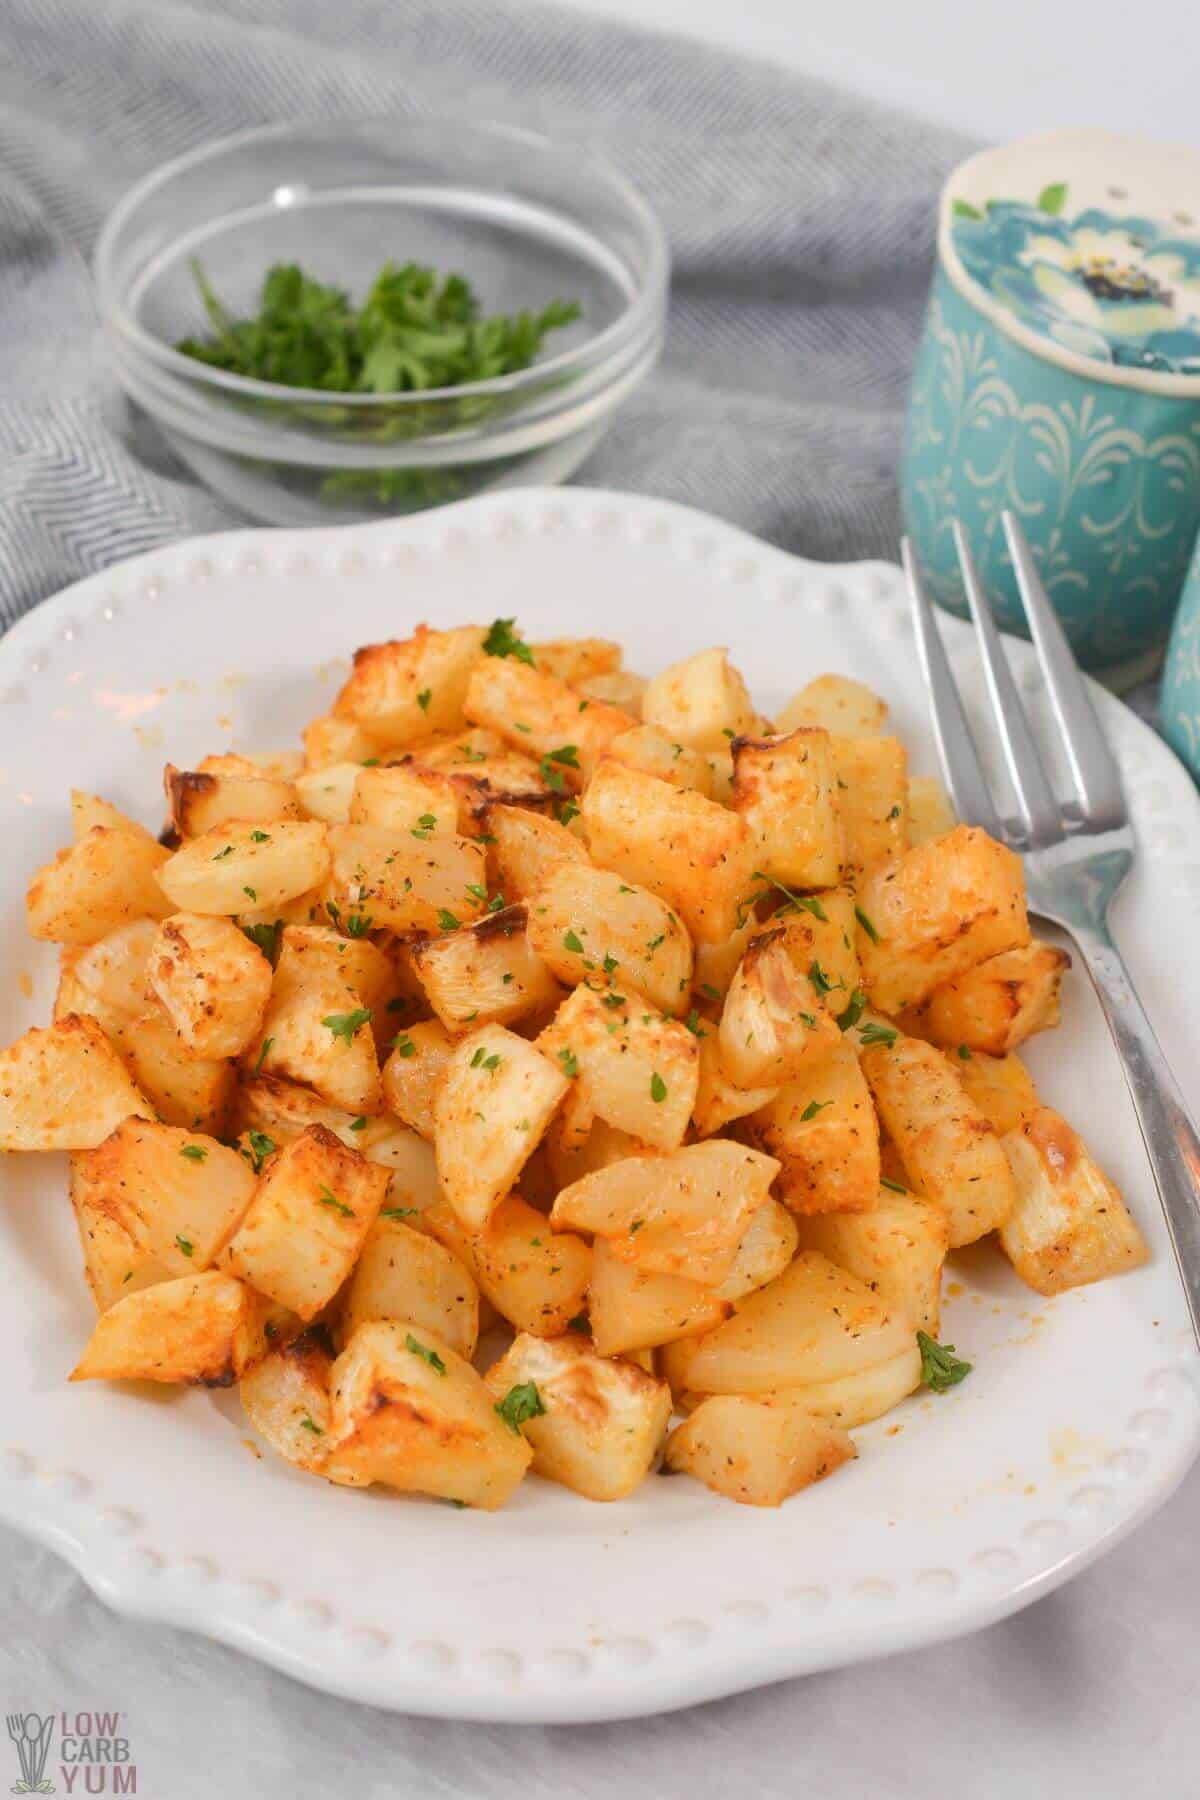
<box><xmin>95</xmin><ymin>118</ymin><xmax>668</xmax><ymax>525</ymax></box>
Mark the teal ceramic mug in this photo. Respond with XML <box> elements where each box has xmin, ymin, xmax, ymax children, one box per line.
<box><xmin>901</xmin><ymin>129</ymin><xmax>1200</xmax><ymax>691</ymax></box>
<box><xmin>1162</xmin><ymin>553</ymin><xmax>1200</xmax><ymax>781</ymax></box>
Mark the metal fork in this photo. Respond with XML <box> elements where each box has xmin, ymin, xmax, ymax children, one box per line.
<box><xmin>904</xmin><ymin>511</ymin><xmax>1200</xmax><ymax>1347</ymax></box>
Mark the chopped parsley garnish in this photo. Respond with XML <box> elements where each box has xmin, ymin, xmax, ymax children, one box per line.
<box><xmin>957</xmin><ymin>1044</ymin><xmax>972</xmax><ymax>1060</ymax></box>
<box><xmin>880</xmin><ymin>1175</ymin><xmax>907</xmax><ymax>1194</ymax></box>
<box><xmin>558</xmin><ymin>1047</ymin><xmax>579</xmax><ymax>1078</ymax></box>
<box><xmin>470</xmin><ymin>1047</ymin><xmax>502</xmax><ymax>1074</ymax></box>
<box><xmin>250</xmin><ymin>829</ymin><xmax>271</xmax><ymax>843</ymax></box>
<box><xmin>299</xmin><ymin>1414</ymin><xmax>324</xmax><ymax>1436</ymax></box>
<box><xmin>212</xmin><ymin>844</ymin><xmax>234</xmax><ymax>861</ymax></box>
<box><xmin>602</xmin><ymin>951</ymin><xmax>620</xmax><ymax>976</ymax></box>
<box><xmin>855</xmin><ymin>906</ymin><xmax>881</xmax><ymax>944</ymax></box>
<box><xmin>317</xmin><ymin>1186</ymin><xmax>355</xmax><ymax>1219</ymax></box>
<box><xmin>436</xmin><ymin>909</ymin><xmax>461</xmax><ymax>933</ymax></box>
<box><xmin>563</xmin><ymin>928</ymin><xmax>584</xmax><ymax>954</ymax></box>
<box><xmin>750</xmin><ymin>872</ymin><xmax>828</xmax><ymax>920</ymax></box>
<box><xmin>887</xmin><ymin>805</ymin><xmax>902</xmax><ymax>820</ymax></box>
<box><xmin>253</xmin><ymin>1035</ymin><xmax>274</xmax><ymax>1075</ymax></box>
<box><xmin>808</xmin><ymin>960</ymin><xmax>841</xmax><ymax>996</ymax></box>
<box><xmin>179</xmin><ymin>1144</ymin><xmax>207</xmax><ymax>1162</ymax></box>
<box><xmin>650</xmin><ymin>1072</ymin><xmax>668</xmax><ymax>1103</ymax></box>
<box><xmin>242</xmin><ymin>919</ymin><xmax>283</xmax><ymax>965</ymax></box>
<box><xmin>349</xmin><ymin>1116</ymin><xmax>367</xmax><ymax>1132</ymax></box>
<box><xmin>836</xmin><ymin>989</ymin><xmax>867</xmax><ymax>1032</ymax></box>
<box><xmin>177</xmin><ymin>262</ymin><xmax>581</xmax><ymax>397</ymax></box>
<box><xmin>699</xmin><ymin>982</ymin><xmax>721</xmax><ymax>1001</ymax></box>
<box><xmin>416</xmin><ymin>687</ymin><xmax>432</xmax><ymax>713</ymax></box>
<box><xmin>406</xmin><ymin>1333</ymin><xmax>446</xmax><ymax>1374</ymax></box>
<box><xmin>800</xmin><ymin>1100</ymin><xmax>831</xmax><ymax>1122</ymax></box>
<box><xmin>646</xmin><ymin>934</ymin><xmax>665</xmax><ymax>954</ymax></box>
<box><xmin>242</xmin><ymin>884</ymin><xmax>257</xmax><ymax>902</ymax></box>
<box><xmin>175</xmin><ymin>1234</ymin><xmax>194</xmax><ymax>1257</ymax></box>
<box><xmin>466</xmin><ymin>882</ymin><xmax>489</xmax><ymax>903</ymax></box>
<box><xmin>345</xmin><ymin>912</ymin><xmax>373</xmax><ymax>937</ymax></box>
<box><xmin>381</xmin><ymin>1206</ymin><xmax>419</xmax><ymax>1219</ymax></box>
<box><xmin>322</xmin><ymin>1007</ymin><xmax>372</xmax><ymax>1044</ymax></box>
<box><xmin>494</xmin><ymin>1381</ymin><xmax>546</xmax><ymax>1435</ymax></box>
<box><xmin>629</xmin><ymin>1218</ymin><xmax>645</xmax><ymax>1235</ymax></box>
<box><xmin>540</xmin><ymin>745</ymin><xmax>580</xmax><ymax>793</ymax></box>
<box><xmin>917</xmin><ymin>1330</ymin><xmax>973</xmax><ymax>1393</ymax></box>
<box><xmin>483</xmin><ymin>618</ymin><xmax>536</xmax><ymax>665</ymax></box>
<box><xmin>601</xmin><ymin>991</ymin><xmax>627</xmax><ymax>1010</ymax></box>
<box><xmin>559</xmin><ymin>801</ymin><xmax>580</xmax><ymax>826</ymax></box>
<box><xmin>392</xmin><ymin>1034</ymin><xmax>416</xmax><ymax>1058</ymax></box>
<box><xmin>859</xmin><ymin>1021</ymin><xmax>898</xmax><ymax>1048</ymax></box>
<box><xmin>683</xmin><ymin>1009</ymin><xmax>705</xmax><ymax>1036</ymax></box>
<box><xmin>244</xmin><ymin>1130</ymin><xmax>277</xmax><ymax>1174</ymax></box>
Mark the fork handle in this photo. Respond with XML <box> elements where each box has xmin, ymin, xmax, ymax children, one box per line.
<box><xmin>1068</xmin><ymin>918</ymin><xmax>1200</xmax><ymax>1347</ymax></box>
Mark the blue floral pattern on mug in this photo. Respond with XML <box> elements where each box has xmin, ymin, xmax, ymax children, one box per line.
<box><xmin>951</xmin><ymin>194</ymin><xmax>1200</xmax><ymax>377</ymax></box>
<box><xmin>901</xmin><ymin>267</ymin><xmax>1200</xmax><ymax>679</ymax></box>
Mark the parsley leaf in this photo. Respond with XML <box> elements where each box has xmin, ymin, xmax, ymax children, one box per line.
<box><xmin>345</xmin><ymin>912</ymin><xmax>373</xmax><ymax>937</ymax></box>
<box><xmin>808</xmin><ymin>960</ymin><xmax>842</xmax><ymax>996</ymax></box>
<box><xmin>417</xmin><ymin>687</ymin><xmax>432</xmax><ymax>713</ymax></box>
<box><xmin>880</xmin><ymin>1175</ymin><xmax>907</xmax><ymax>1194</ymax></box>
<box><xmin>299</xmin><ymin>1414</ymin><xmax>324</xmax><ymax>1436</ymax></box>
<box><xmin>244</xmin><ymin>1130</ymin><xmax>277</xmax><ymax>1174</ymax></box>
<box><xmin>392</xmin><ymin>1034</ymin><xmax>416</xmax><ymax>1058</ymax></box>
<box><xmin>494</xmin><ymin>1380</ymin><xmax>546</xmax><ymax>1435</ymax></box>
<box><xmin>253</xmin><ymin>1035</ymin><xmax>274</xmax><ymax>1075</ymax></box>
<box><xmin>563</xmin><ymin>928</ymin><xmax>585</xmax><ymax>954</ymax></box>
<box><xmin>483</xmin><ymin>618</ymin><xmax>536</xmax><ymax>665</ymax></box>
<box><xmin>558</xmin><ymin>1047</ymin><xmax>579</xmax><ymax>1078</ymax></box>
<box><xmin>381</xmin><ymin>1206</ymin><xmax>419</xmax><ymax>1220</ymax></box>
<box><xmin>855</xmin><ymin>906</ymin><xmax>881</xmax><ymax>944</ymax></box>
<box><xmin>436</xmin><ymin>909</ymin><xmax>461</xmax><ymax>933</ymax></box>
<box><xmin>800</xmin><ymin>1100</ymin><xmax>831</xmax><ymax>1121</ymax></box>
<box><xmin>859</xmin><ymin>1021</ymin><xmax>898</xmax><ymax>1047</ymax></box>
<box><xmin>322</xmin><ymin>1007</ymin><xmax>372</xmax><ymax>1044</ymax></box>
<box><xmin>317</xmin><ymin>1186</ymin><xmax>355</xmax><ymax>1219</ymax></box>
<box><xmin>250</xmin><ymin>829</ymin><xmax>272</xmax><ymax>843</ymax></box>
<box><xmin>242</xmin><ymin>919</ymin><xmax>283</xmax><ymax>965</ymax></box>
<box><xmin>836</xmin><ymin>989</ymin><xmax>867</xmax><ymax>1032</ymax></box>
<box><xmin>178</xmin><ymin>260</ymin><xmax>581</xmax><ymax>400</ymax></box>
<box><xmin>917</xmin><ymin>1330</ymin><xmax>973</xmax><ymax>1393</ymax></box>
<box><xmin>175</xmin><ymin>1234</ymin><xmax>194</xmax><ymax>1257</ymax></box>
<box><xmin>406</xmin><ymin>1333</ymin><xmax>446</xmax><ymax>1374</ymax></box>
<box><xmin>650</xmin><ymin>1072</ymin><xmax>668</xmax><ymax>1103</ymax></box>
<box><xmin>179</xmin><ymin>1144</ymin><xmax>207</xmax><ymax>1162</ymax></box>
<box><xmin>750</xmin><ymin>872</ymin><xmax>828</xmax><ymax>920</ymax></box>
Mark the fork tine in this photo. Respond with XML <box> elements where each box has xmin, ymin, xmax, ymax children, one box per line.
<box><xmin>902</xmin><ymin>538</ymin><xmax>1003</xmax><ymax>836</ymax></box>
<box><xmin>1002</xmin><ymin>512</ymin><xmax>1126</xmax><ymax>831</ymax></box>
<box><xmin>952</xmin><ymin>523</ymin><xmax>1063</xmax><ymax>845</ymax></box>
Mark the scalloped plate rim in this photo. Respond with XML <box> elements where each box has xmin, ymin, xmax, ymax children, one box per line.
<box><xmin>0</xmin><ymin>484</ymin><xmax>1197</xmax><ymax>1724</ymax></box>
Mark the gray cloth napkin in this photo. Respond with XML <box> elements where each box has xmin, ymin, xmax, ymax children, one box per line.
<box><xmin>0</xmin><ymin>0</ymin><xmax>970</xmax><ymax>630</ymax></box>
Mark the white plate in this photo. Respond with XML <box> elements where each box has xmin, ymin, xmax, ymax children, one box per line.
<box><xmin>1</xmin><ymin>488</ymin><xmax>1198</xmax><ymax>1724</ymax></box>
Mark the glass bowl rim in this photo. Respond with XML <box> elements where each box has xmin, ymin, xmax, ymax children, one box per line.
<box><xmin>94</xmin><ymin>115</ymin><xmax>670</xmax><ymax>410</ymax></box>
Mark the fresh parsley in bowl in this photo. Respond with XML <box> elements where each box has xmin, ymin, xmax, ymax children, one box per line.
<box><xmin>95</xmin><ymin>118</ymin><xmax>667</xmax><ymax>524</ymax></box>
<box><xmin>177</xmin><ymin>259</ymin><xmax>582</xmax><ymax>396</ymax></box>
